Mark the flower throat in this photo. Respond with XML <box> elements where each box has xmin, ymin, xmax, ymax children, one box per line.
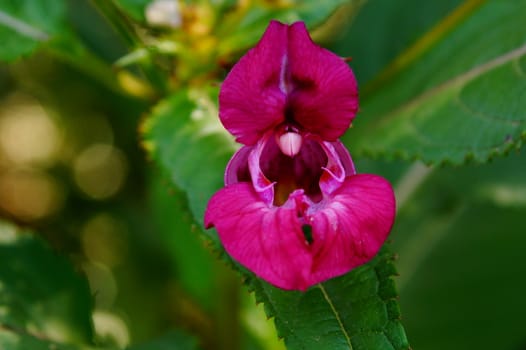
<box><xmin>261</xmin><ymin>132</ymin><xmax>327</xmax><ymax>206</ymax></box>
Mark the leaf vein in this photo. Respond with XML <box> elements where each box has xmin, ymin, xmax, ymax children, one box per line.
<box><xmin>318</xmin><ymin>283</ymin><xmax>353</xmax><ymax>350</ymax></box>
<box><xmin>371</xmin><ymin>43</ymin><xmax>526</xmax><ymax>128</ymax></box>
<box><xmin>454</xmin><ymin>94</ymin><xmax>522</xmax><ymax>125</ymax></box>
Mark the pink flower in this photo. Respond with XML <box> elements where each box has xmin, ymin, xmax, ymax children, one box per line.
<box><xmin>204</xmin><ymin>21</ymin><xmax>395</xmax><ymax>291</ymax></box>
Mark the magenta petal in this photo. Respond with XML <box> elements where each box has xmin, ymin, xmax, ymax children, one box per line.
<box><xmin>211</xmin><ymin>21</ymin><xmax>392</xmax><ymax>290</ymax></box>
<box><xmin>318</xmin><ymin>141</ymin><xmax>348</xmax><ymax>195</ymax></box>
<box><xmin>205</xmin><ymin>183</ymin><xmax>313</xmax><ymax>290</ymax></box>
<box><xmin>306</xmin><ymin>174</ymin><xmax>396</xmax><ymax>285</ymax></box>
<box><xmin>219</xmin><ymin>21</ymin><xmax>288</xmax><ymax>145</ymax></box>
<box><xmin>224</xmin><ymin>145</ymin><xmax>252</xmax><ymax>185</ymax></box>
<box><xmin>288</xmin><ymin>22</ymin><xmax>359</xmax><ymax>140</ymax></box>
<box><xmin>248</xmin><ymin>133</ymin><xmax>275</xmax><ymax>205</ymax></box>
<box><xmin>332</xmin><ymin>140</ymin><xmax>356</xmax><ymax>176</ymax></box>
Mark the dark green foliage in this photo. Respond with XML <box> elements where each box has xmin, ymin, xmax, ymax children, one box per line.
<box><xmin>0</xmin><ymin>0</ymin><xmax>66</xmax><ymax>60</ymax></box>
<box><xmin>126</xmin><ymin>331</ymin><xmax>201</xmax><ymax>350</ymax></box>
<box><xmin>0</xmin><ymin>221</ymin><xmax>94</xmax><ymax>345</ymax></box>
<box><xmin>343</xmin><ymin>1</ymin><xmax>526</xmax><ymax>164</ymax></box>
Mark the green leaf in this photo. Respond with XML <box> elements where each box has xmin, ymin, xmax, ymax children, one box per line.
<box><xmin>142</xmin><ymin>87</ymin><xmax>237</xmax><ymax>245</ymax></box>
<box><xmin>148</xmin><ymin>174</ymin><xmax>217</xmax><ymax>310</ymax></box>
<box><xmin>148</xmin><ymin>174</ymin><xmax>246</xmax><ymax>350</ymax></box>
<box><xmin>343</xmin><ymin>0</ymin><xmax>526</xmax><ymax>165</ymax></box>
<box><xmin>249</xmin><ymin>249</ymin><xmax>409</xmax><ymax>350</ymax></box>
<box><xmin>142</xmin><ymin>88</ymin><xmax>409</xmax><ymax>349</ymax></box>
<box><xmin>0</xmin><ymin>326</ymin><xmax>201</xmax><ymax>350</ymax></box>
<box><xmin>217</xmin><ymin>0</ymin><xmax>361</xmax><ymax>56</ymax></box>
<box><xmin>113</xmin><ymin>0</ymin><xmax>151</xmax><ymax>22</ymax></box>
<box><xmin>0</xmin><ymin>0</ymin><xmax>141</xmax><ymax>94</ymax></box>
<box><xmin>401</xmin><ymin>204</ymin><xmax>526</xmax><ymax>350</ymax></box>
<box><xmin>392</xmin><ymin>151</ymin><xmax>526</xmax><ymax>350</ymax></box>
<box><xmin>0</xmin><ymin>220</ymin><xmax>94</xmax><ymax>346</ymax></box>
<box><xmin>0</xmin><ymin>328</ymin><xmax>81</xmax><ymax>350</ymax></box>
<box><xmin>286</xmin><ymin>0</ymin><xmax>350</xmax><ymax>26</ymax></box>
<box><xmin>330</xmin><ymin>0</ymin><xmax>462</xmax><ymax>84</ymax></box>
<box><xmin>0</xmin><ymin>0</ymin><xmax>66</xmax><ymax>61</ymax></box>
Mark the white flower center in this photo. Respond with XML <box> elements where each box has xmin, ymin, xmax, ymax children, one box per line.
<box><xmin>277</xmin><ymin>131</ymin><xmax>302</xmax><ymax>157</ymax></box>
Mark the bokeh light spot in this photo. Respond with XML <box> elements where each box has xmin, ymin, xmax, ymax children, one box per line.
<box><xmin>73</xmin><ymin>144</ymin><xmax>128</xmax><ymax>200</ymax></box>
<box><xmin>146</xmin><ymin>0</ymin><xmax>182</xmax><ymax>28</ymax></box>
<box><xmin>0</xmin><ymin>170</ymin><xmax>65</xmax><ymax>221</ymax></box>
<box><xmin>482</xmin><ymin>184</ymin><xmax>526</xmax><ymax>207</ymax></box>
<box><xmin>0</xmin><ymin>94</ymin><xmax>61</xmax><ymax>166</ymax></box>
<box><xmin>92</xmin><ymin>310</ymin><xmax>130</xmax><ymax>348</ymax></box>
<box><xmin>82</xmin><ymin>213</ymin><xmax>128</xmax><ymax>268</ymax></box>
<box><xmin>0</xmin><ymin>221</ymin><xmax>18</xmax><ymax>243</ymax></box>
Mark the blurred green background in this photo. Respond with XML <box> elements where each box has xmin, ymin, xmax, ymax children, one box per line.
<box><xmin>1</xmin><ymin>0</ymin><xmax>525</xmax><ymax>349</ymax></box>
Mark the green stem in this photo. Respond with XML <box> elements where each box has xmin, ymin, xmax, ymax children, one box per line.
<box><xmin>89</xmin><ymin>0</ymin><xmax>169</xmax><ymax>94</ymax></box>
<box><xmin>213</xmin><ymin>262</ymin><xmax>241</xmax><ymax>350</ymax></box>
<box><xmin>0</xmin><ymin>9</ymin><xmax>49</xmax><ymax>41</ymax></box>
<box><xmin>90</xmin><ymin>0</ymin><xmax>141</xmax><ymax>47</ymax></box>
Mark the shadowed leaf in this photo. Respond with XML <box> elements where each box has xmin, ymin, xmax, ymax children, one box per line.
<box><xmin>126</xmin><ymin>330</ymin><xmax>201</xmax><ymax>350</ymax></box>
<box><xmin>344</xmin><ymin>0</ymin><xmax>526</xmax><ymax>165</ymax></box>
<box><xmin>0</xmin><ymin>0</ymin><xmax>65</xmax><ymax>61</ymax></box>
<box><xmin>392</xmin><ymin>151</ymin><xmax>526</xmax><ymax>350</ymax></box>
<box><xmin>0</xmin><ymin>220</ymin><xmax>93</xmax><ymax>346</ymax></box>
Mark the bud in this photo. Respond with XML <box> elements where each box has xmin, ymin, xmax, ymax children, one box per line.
<box><xmin>145</xmin><ymin>0</ymin><xmax>182</xmax><ymax>29</ymax></box>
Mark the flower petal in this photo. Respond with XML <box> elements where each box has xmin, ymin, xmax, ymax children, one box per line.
<box><xmin>219</xmin><ymin>21</ymin><xmax>288</xmax><ymax>145</ymax></box>
<box><xmin>318</xmin><ymin>141</ymin><xmax>348</xmax><ymax>195</ymax></box>
<box><xmin>205</xmin><ymin>183</ymin><xmax>314</xmax><ymax>290</ymax></box>
<box><xmin>224</xmin><ymin>145</ymin><xmax>252</xmax><ymax>185</ymax></box>
<box><xmin>288</xmin><ymin>22</ymin><xmax>359</xmax><ymax>140</ymax></box>
<box><xmin>332</xmin><ymin>140</ymin><xmax>355</xmax><ymax>176</ymax></box>
<box><xmin>305</xmin><ymin>174</ymin><xmax>395</xmax><ymax>285</ymax></box>
<box><xmin>248</xmin><ymin>133</ymin><xmax>275</xmax><ymax>205</ymax></box>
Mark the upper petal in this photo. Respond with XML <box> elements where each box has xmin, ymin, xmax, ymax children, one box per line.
<box><xmin>288</xmin><ymin>22</ymin><xmax>358</xmax><ymax>140</ymax></box>
<box><xmin>219</xmin><ymin>21</ymin><xmax>359</xmax><ymax>144</ymax></box>
<box><xmin>219</xmin><ymin>21</ymin><xmax>288</xmax><ymax>145</ymax></box>
<box><xmin>205</xmin><ymin>183</ymin><xmax>313</xmax><ymax>290</ymax></box>
<box><xmin>305</xmin><ymin>174</ymin><xmax>396</xmax><ymax>285</ymax></box>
